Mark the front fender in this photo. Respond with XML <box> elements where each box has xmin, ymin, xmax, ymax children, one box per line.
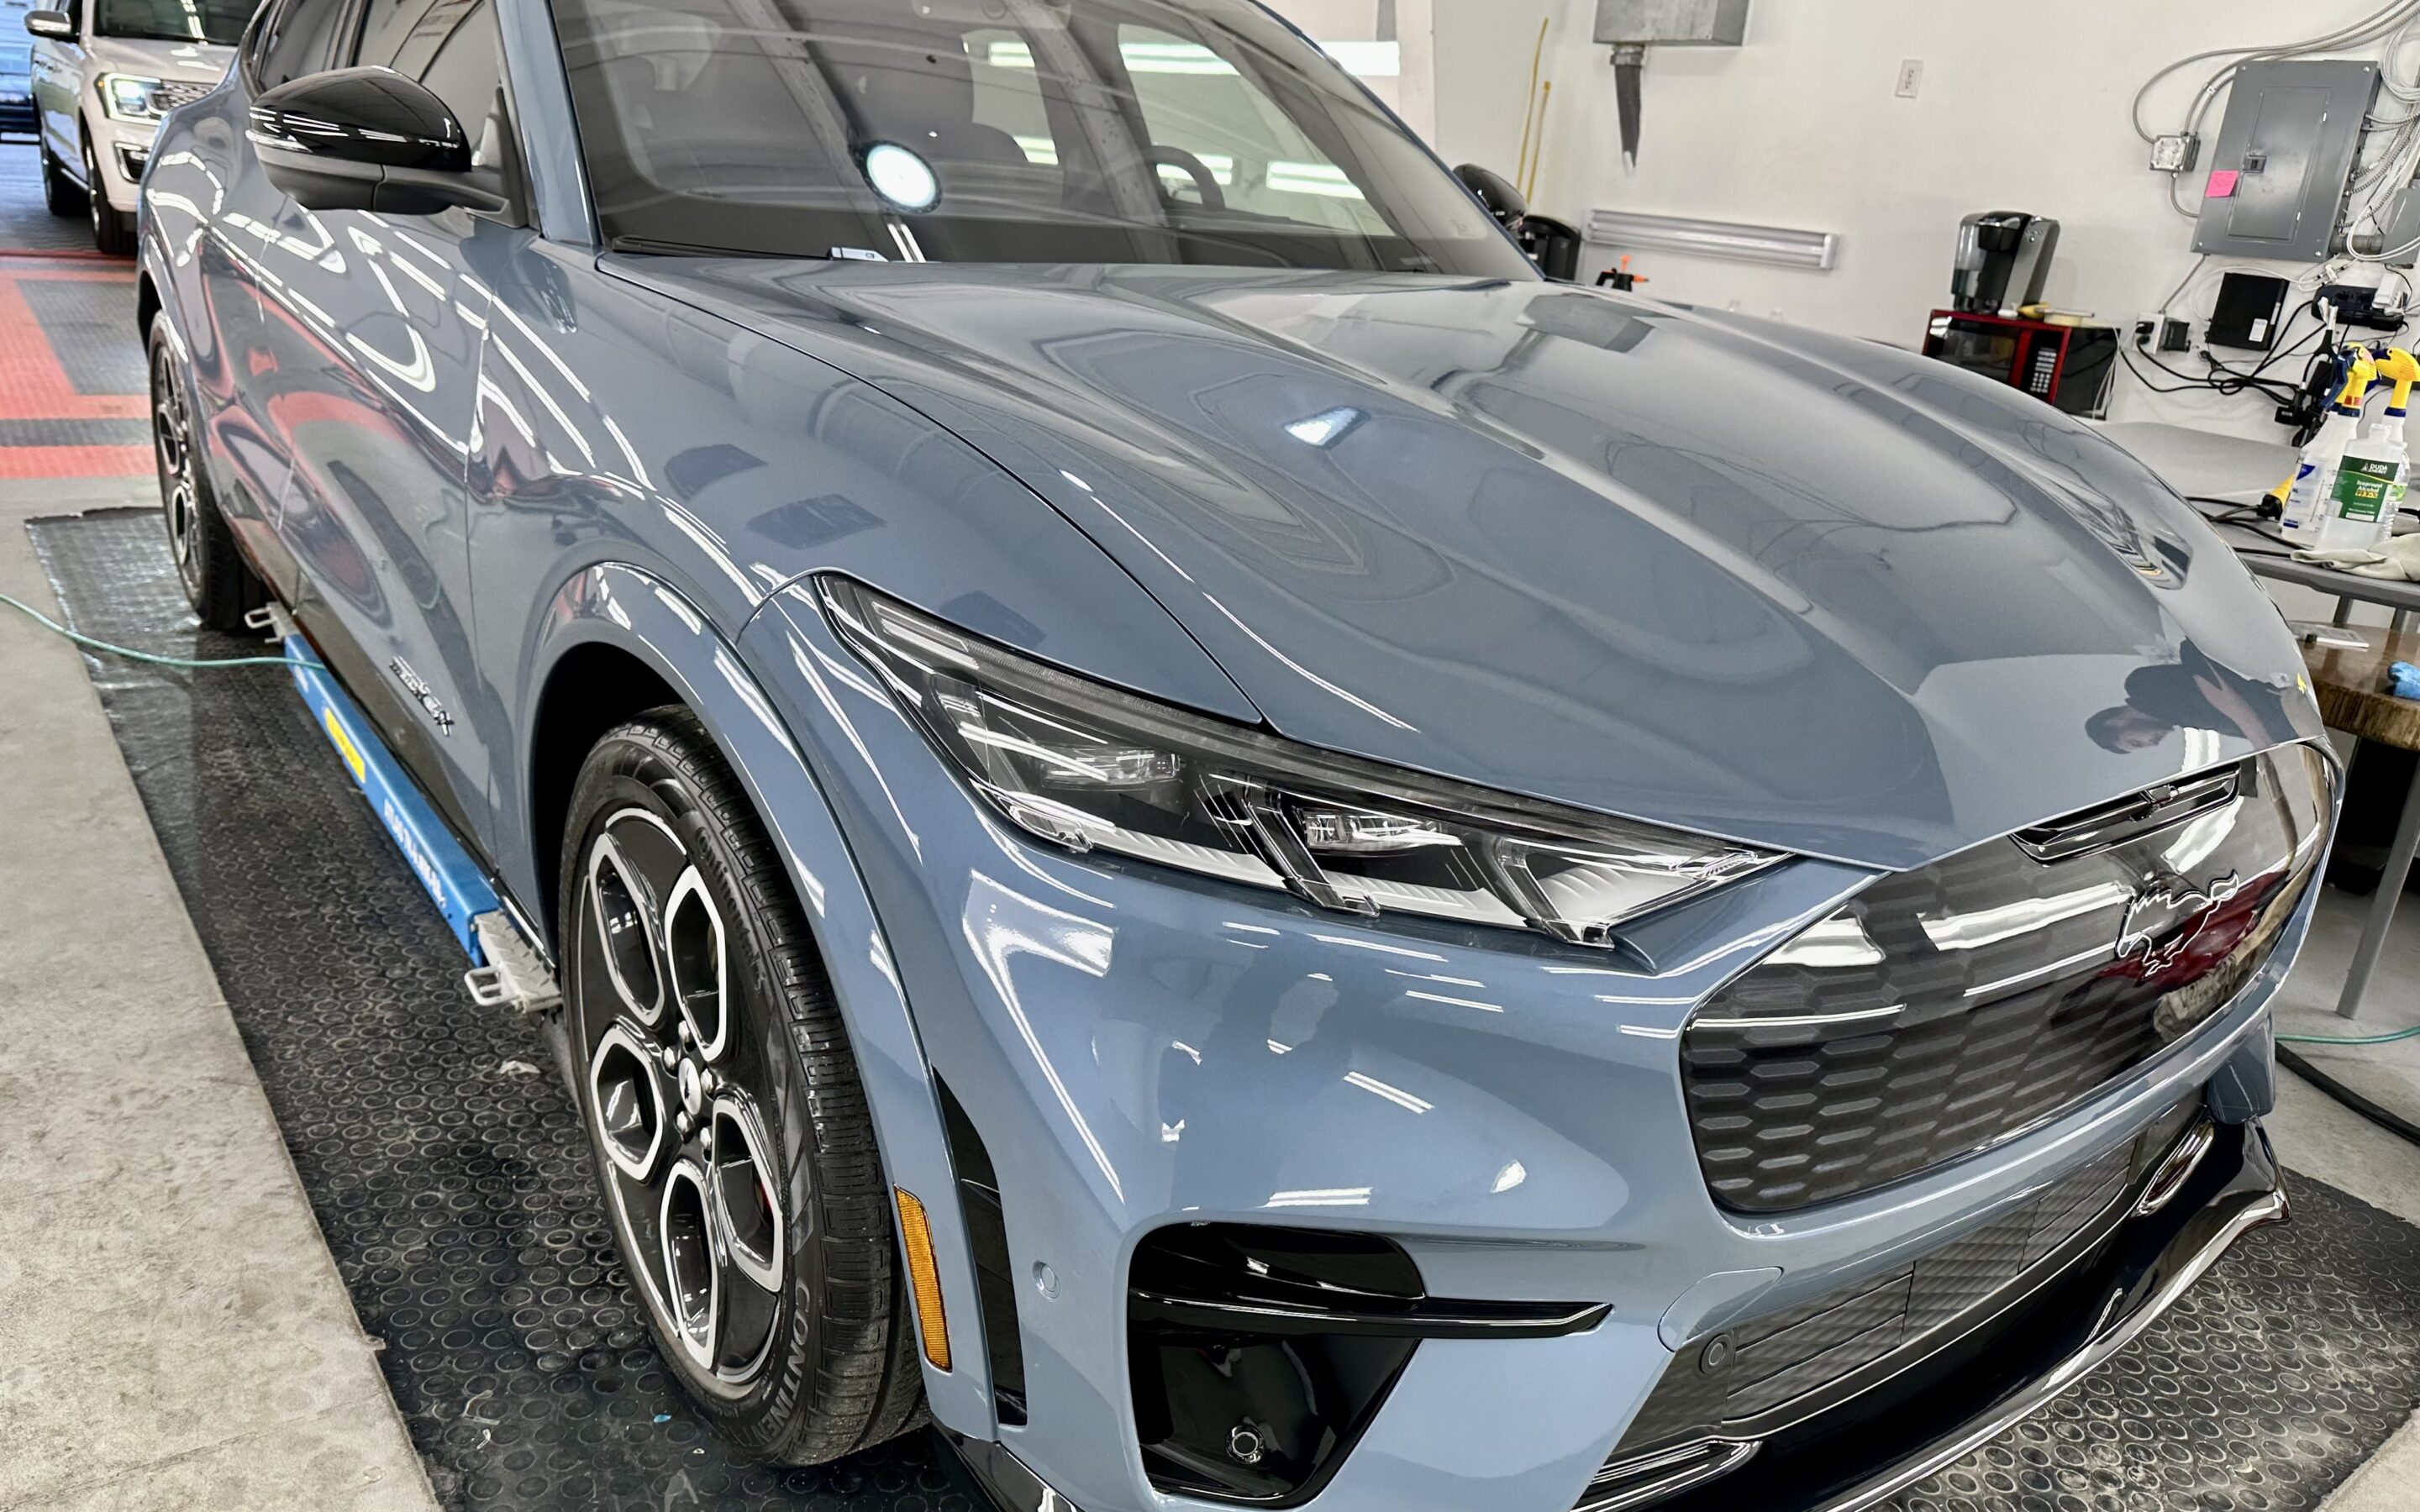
<box><xmin>517</xmin><ymin>561</ymin><xmax>997</xmax><ymax>1435</ymax></box>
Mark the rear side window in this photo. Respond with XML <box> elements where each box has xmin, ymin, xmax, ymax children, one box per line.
<box><xmin>250</xmin><ymin>0</ymin><xmax>355</xmax><ymax>91</ymax></box>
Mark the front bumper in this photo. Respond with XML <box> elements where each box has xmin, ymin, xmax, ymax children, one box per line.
<box><xmin>739</xmin><ymin>594</ymin><xmax>2320</xmax><ymax>1512</ymax></box>
<box><xmin>89</xmin><ymin>115</ymin><xmax>158</xmax><ymax>210</ymax></box>
<box><xmin>950</xmin><ymin>1118</ymin><xmax>2286</xmax><ymax>1512</ymax></box>
<box><xmin>1595</xmin><ymin>1116</ymin><xmax>2284</xmax><ymax>1511</ymax></box>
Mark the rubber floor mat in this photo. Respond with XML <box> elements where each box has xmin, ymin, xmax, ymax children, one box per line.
<box><xmin>29</xmin><ymin>505</ymin><xmax>2420</xmax><ymax>1512</ymax></box>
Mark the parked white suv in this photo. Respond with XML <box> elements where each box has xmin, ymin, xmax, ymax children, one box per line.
<box><xmin>25</xmin><ymin>0</ymin><xmax>244</xmax><ymax>254</ymax></box>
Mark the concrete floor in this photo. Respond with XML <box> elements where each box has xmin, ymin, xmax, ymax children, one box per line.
<box><xmin>0</xmin><ymin>155</ymin><xmax>439</xmax><ymax>1511</ymax></box>
<box><xmin>4</xmin><ymin>141</ymin><xmax>2420</xmax><ymax>1509</ymax></box>
<box><xmin>0</xmin><ymin>475</ymin><xmax>439</xmax><ymax>1510</ymax></box>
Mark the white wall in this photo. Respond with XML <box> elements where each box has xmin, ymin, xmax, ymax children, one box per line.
<box><xmin>1430</xmin><ymin>0</ymin><xmax>2412</xmax><ymax>442</ymax></box>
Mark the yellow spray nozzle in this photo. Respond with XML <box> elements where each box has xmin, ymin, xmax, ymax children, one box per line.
<box><xmin>2379</xmin><ymin>347</ymin><xmax>2420</xmax><ymax>412</ymax></box>
<box><xmin>2338</xmin><ymin>347</ymin><xmax>2380</xmax><ymax>410</ymax></box>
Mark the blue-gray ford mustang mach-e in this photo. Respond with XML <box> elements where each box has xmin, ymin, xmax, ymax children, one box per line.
<box><xmin>137</xmin><ymin>1</ymin><xmax>2336</xmax><ymax>1508</ymax></box>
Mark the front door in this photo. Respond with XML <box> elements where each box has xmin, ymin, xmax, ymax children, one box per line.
<box><xmin>185</xmin><ymin>0</ymin><xmax>362</xmax><ymax>597</ymax></box>
<box><xmin>245</xmin><ymin>0</ymin><xmax>509</xmax><ymax>848</ymax></box>
<box><xmin>27</xmin><ymin>0</ymin><xmax>84</xmax><ymax>168</ymax></box>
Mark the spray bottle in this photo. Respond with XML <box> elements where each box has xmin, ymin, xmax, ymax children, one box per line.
<box><xmin>2282</xmin><ymin>347</ymin><xmax>2380</xmax><ymax>537</ymax></box>
<box><xmin>2321</xmin><ymin>346</ymin><xmax>2420</xmax><ymax>551</ymax></box>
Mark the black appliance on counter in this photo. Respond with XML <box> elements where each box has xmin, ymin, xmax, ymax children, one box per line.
<box><xmin>1951</xmin><ymin>211</ymin><xmax>2060</xmax><ymax>317</ymax></box>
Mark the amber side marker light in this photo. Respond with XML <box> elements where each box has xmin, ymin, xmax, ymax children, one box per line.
<box><xmin>895</xmin><ymin>1188</ymin><xmax>952</xmax><ymax>1370</ymax></box>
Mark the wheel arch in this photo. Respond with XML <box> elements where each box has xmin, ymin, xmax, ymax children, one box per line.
<box><xmin>525</xmin><ymin>638</ymin><xmax>681</xmax><ymax>947</ymax></box>
<box><xmin>516</xmin><ymin>562</ymin><xmax>999</xmax><ymax>1436</ymax></box>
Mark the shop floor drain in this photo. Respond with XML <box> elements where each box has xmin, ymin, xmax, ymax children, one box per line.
<box><xmin>31</xmin><ymin>507</ymin><xmax>2420</xmax><ymax>1512</ymax></box>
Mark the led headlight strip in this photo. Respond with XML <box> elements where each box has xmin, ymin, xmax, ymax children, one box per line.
<box><xmin>100</xmin><ymin>73</ymin><xmax>170</xmax><ymax>123</ymax></box>
<box><xmin>819</xmin><ymin>578</ymin><xmax>1780</xmax><ymax>948</ymax></box>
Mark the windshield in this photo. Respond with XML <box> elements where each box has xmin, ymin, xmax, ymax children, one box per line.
<box><xmin>95</xmin><ymin>0</ymin><xmax>250</xmax><ymax>45</ymax></box>
<box><xmin>549</xmin><ymin>0</ymin><xmax>1534</xmax><ymax>276</ymax></box>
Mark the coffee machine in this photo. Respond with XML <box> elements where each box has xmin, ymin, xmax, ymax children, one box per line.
<box><xmin>1950</xmin><ymin>212</ymin><xmax>2060</xmax><ymax>318</ymax></box>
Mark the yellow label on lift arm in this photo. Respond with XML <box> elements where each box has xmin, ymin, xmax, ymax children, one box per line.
<box><xmin>322</xmin><ymin>706</ymin><xmax>368</xmax><ymax>783</ymax></box>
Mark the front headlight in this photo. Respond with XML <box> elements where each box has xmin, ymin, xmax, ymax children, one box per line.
<box><xmin>99</xmin><ymin>73</ymin><xmax>169</xmax><ymax>123</ymax></box>
<box><xmin>821</xmin><ymin>579</ymin><xmax>1781</xmax><ymax>947</ymax></box>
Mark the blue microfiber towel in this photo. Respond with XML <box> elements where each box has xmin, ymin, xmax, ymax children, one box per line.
<box><xmin>2391</xmin><ymin>661</ymin><xmax>2420</xmax><ymax>700</ymax></box>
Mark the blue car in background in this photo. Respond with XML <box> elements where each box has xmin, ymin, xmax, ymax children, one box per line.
<box><xmin>139</xmin><ymin>2</ymin><xmax>2334</xmax><ymax>1509</ymax></box>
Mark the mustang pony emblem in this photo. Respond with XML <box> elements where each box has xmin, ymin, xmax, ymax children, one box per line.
<box><xmin>2116</xmin><ymin>869</ymin><xmax>2244</xmax><ymax>967</ymax></box>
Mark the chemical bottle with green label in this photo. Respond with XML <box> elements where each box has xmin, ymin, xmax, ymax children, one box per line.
<box><xmin>2319</xmin><ymin>346</ymin><xmax>2419</xmax><ymax>551</ymax></box>
<box><xmin>2282</xmin><ymin>347</ymin><xmax>2379</xmax><ymax>538</ymax></box>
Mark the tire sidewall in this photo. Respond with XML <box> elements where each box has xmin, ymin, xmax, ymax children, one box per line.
<box><xmin>41</xmin><ymin>141</ymin><xmax>83</xmax><ymax>214</ymax></box>
<box><xmin>556</xmin><ymin>727</ymin><xmax>833</xmax><ymax>1451</ymax></box>
<box><xmin>148</xmin><ymin>312</ymin><xmax>266</xmax><ymax>630</ymax></box>
<box><xmin>82</xmin><ymin>134</ymin><xmax>103</xmax><ymax>239</ymax></box>
<box><xmin>145</xmin><ymin>317</ymin><xmax>204</xmax><ymax>607</ymax></box>
<box><xmin>84</xmin><ymin>126</ymin><xmax>134</xmax><ymax>255</ymax></box>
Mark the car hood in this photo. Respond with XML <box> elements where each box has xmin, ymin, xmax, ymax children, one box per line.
<box><xmin>619</xmin><ymin>260</ymin><xmax>2324</xmax><ymax>871</ymax></box>
<box><xmin>84</xmin><ymin>34</ymin><xmax>232</xmax><ymax>84</ymax></box>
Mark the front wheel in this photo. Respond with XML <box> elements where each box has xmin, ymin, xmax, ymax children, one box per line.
<box><xmin>39</xmin><ymin>141</ymin><xmax>84</xmax><ymax>217</ymax></box>
<box><xmin>84</xmin><ymin>135</ymin><xmax>134</xmax><ymax>255</ymax></box>
<box><xmin>558</xmin><ymin>711</ymin><xmax>928</xmax><ymax>1462</ymax></box>
<box><xmin>148</xmin><ymin>312</ymin><xmax>264</xmax><ymax>632</ymax></box>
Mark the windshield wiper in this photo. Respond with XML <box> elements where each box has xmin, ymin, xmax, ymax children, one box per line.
<box><xmin>608</xmin><ymin>236</ymin><xmax>807</xmax><ymax>260</ymax></box>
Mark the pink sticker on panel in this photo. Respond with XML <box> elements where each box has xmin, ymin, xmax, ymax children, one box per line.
<box><xmin>2206</xmin><ymin>170</ymin><xmax>2240</xmax><ymax>198</ymax></box>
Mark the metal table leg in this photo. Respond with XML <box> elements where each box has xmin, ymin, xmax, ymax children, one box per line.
<box><xmin>2338</xmin><ymin>758</ymin><xmax>2420</xmax><ymax>1018</ymax></box>
<box><xmin>2336</xmin><ymin>596</ymin><xmax>2357</xmax><ymax>627</ymax></box>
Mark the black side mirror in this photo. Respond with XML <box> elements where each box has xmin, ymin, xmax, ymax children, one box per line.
<box><xmin>249</xmin><ymin>67</ymin><xmax>508</xmax><ymax>215</ymax></box>
<box><xmin>24</xmin><ymin>10</ymin><xmax>75</xmax><ymax>39</ymax></box>
<box><xmin>1455</xmin><ymin>164</ymin><xmax>1528</xmax><ymax>227</ymax></box>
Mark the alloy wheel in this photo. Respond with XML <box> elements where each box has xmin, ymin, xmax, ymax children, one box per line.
<box><xmin>150</xmin><ymin>340</ymin><xmax>202</xmax><ymax>600</ymax></box>
<box><xmin>575</xmin><ymin>806</ymin><xmax>790</xmax><ymax>1393</ymax></box>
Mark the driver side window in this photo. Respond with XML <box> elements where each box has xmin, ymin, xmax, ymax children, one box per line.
<box><xmin>352</xmin><ymin>0</ymin><xmax>502</xmax><ymax>157</ymax></box>
<box><xmin>249</xmin><ymin>0</ymin><xmax>352</xmax><ymax>91</ymax></box>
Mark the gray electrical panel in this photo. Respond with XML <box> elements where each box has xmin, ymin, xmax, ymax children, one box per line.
<box><xmin>1593</xmin><ymin>0</ymin><xmax>1749</xmax><ymax>45</ymax></box>
<box><xmin>2191</xmin><ymin>59</ymin><xmax>2381</xmax><ymax>263</ymax></box>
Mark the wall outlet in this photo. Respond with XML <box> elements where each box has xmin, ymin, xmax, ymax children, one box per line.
<box><xmin>2150</xmin><ymin>134</ymin><xmax>2200</xmax><ymax>174</ymax></box>
<box><xmin>1895</xmin><ymin>59</ymin><xmax>1923</xmax><ymax>98</ymax></box>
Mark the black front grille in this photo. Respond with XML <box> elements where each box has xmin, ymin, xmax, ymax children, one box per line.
<box><xmin>1681</xmin><ymin>747</ymin><xmax>2328</xmax><ymax>1213</ymax></box>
